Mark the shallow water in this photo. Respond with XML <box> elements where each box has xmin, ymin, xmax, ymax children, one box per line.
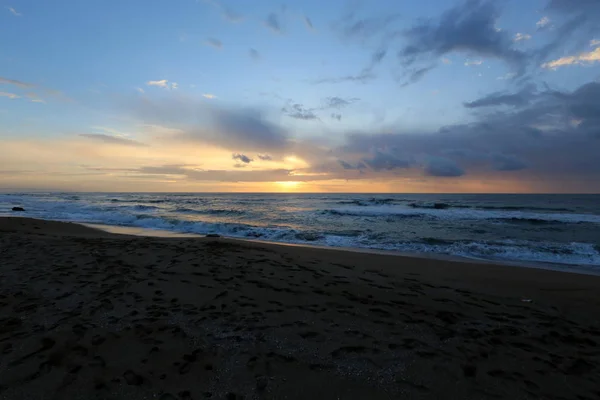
<box><xmin>2</xmin><ymin>193</ymin><xmax>599</xmax><ymax>268</ymax></box>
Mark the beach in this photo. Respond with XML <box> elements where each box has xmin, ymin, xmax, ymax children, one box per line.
<box><xmin>1</xmin><ymin>217</ymin><xmax>600</xmax><ymax>399</ymax></box>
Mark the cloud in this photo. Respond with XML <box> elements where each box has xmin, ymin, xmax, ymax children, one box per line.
<box><xmin>136</xmin><ymin>87</ymin><xmax>145</xmax><ymax>94</ymax></box>
<box><xmin>442</xmin><ymin>57</ymin><xmax>452</xmax><ymax>64</ymax></box>
<box><xmin>491</xmin><ymin>153</ymin><xmax>527</xmax><ymax>171</ymax></box>
<box><xmin>202</xmin><ymin>93</ymin><xmax>217</xmax><ymax>99</ymax></box>
<box><xmin>331</xmin><ymin>113</ymin><xmax>342</xmax><ymax>121</ymax></box>
<box><xmin>6</xmin><ymin>7</ymin><xmax>21</xmax><ymax>16</ymax></box>
<box><xmin>312</xmin><ymin>71</ymin><xmax>375</xmax><ymax>85</ymax></box>
<box><xmin>79</xmin><ymin>134</ymin><xmax>148</xmax><ymax>147</ymax></box>
<box><xmin>400</xmin><ymin>0</ymin><xmax>526</xmax><ymax>74</ymax></box>
<box><xmin>324</xmin><ymin>97</ymin><xmax>359</xmax><ymax>109</ymax></box>
<box><xmin>146</xmin><ymin>80</ymin><xmax>169</xmax><ymax>89</ymax></box>
<box><xmin>591</xmin><ymin>39</ymin><xmax>600</xmax><ymax>47</ymax></box>
<box><xmin>536</xmin><ymin>16</ymin><xmax>550</xmax><ymax>30</ymax></box>
<box><xmin>400</xmin><ymin>65</ymin><xmax>436</xmax><ymax>87</ymax></box>
<box><xmin>232</xmin><ymin>153</ymin><xmax>253</xmax><ymax>164</ymax></box>
<box><xmin>282</xmin><ymin>103</ymin><xmax>318</xmax><ymax>120</ymax></box>
<box><xmin>257</xmin><ymin>154</ymin><xmax>272</xmax><ymax>161</ymax></box>
<box><xmin>514</xmin><ymin>33</ymin><xmax>532</xmax><ymax>42</ymax></box>
<box><xmin>335</xmin><ymin>12</ymin><xmax>401</xmax><ymax>44</ymax></box>
<box><xmin>265</xmin><ymin>13</ymin><xmax>283</xmax><ymax>34</ymax></box>
<box><xmin>25</xmin><ymin>93</ymin><xmax>45</xmax><ymax>103</ymax></box>
<box><xmin>361</xmin><ymin>148</ymin><xmax>412</xmax><ymax>171</ymax></box>
<box><xmin>201</xmin><ymin>0</ymin><xmax>243</xmax><ymax>23</ymax></box>
<box><xmin>338</xmin><ymin>160</ymin><xmax>366</xmax><ymax>170</ymax></box>
<box><xmin>0</xmin><ymin>77</ymin><xmax>35</xmax><ymax>89</ymax></box>
<box><xmin>464</xmin><ymin>59</ymin><xmax>484</xmax><ymax>66</ymax></box>
<box><xmin>334</xmin><ymin>80</ymin><xmax>600</xmax><ymax>184</ymax></box>
<box><xmin>424</xmin><ymin>157</ymin><xmax>465</xmax><ymax>177</ymax></box>
<box><xmin>542</xmin><ymin>46</ymin><xmax>600</xmax><ymax>69</ymax></box>
<box><xmin>464</xmin><ymin>84</ymin><xmax>537</xmax><ymax>108</ymax></box>
<box><xmin>312</xmin><ymin>49</ymin><xmax>385</xmax><ymax>85</ymax></box>
<box><xmin>205</xmin><ymin>37</ymin><xmax>223</xmax><ymax>49</ymax></box>
<box><xmin>304</xmin><ymin>16</ymin><xmax>313</xmax><ymax>30</ymax></box>
<box><xmin>249</xmin><ymin>48</ymin><xmax>260</xmax><ymax>61</ymax></box>
<box><xmin>0</xmin><ymin>91</ymin><xmax>20</xmax><ymax>99</ymax></box>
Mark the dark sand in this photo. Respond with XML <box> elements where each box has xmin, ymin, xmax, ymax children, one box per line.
<box><xmin>1</xmin><ymin>217</ymin><xmax>600</xmax><ymax>399</ymax></box>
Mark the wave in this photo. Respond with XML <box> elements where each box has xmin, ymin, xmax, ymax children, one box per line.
<box><xmin>321</xmin><ymin>206</ymin><xmax>600</xmax><ymax>224</ymax></box>
<box><xmin>408</xmin><ymin>202</ymin><xmax>572</xmax><ymax>212</ymax></box>
<box><xmin>174</xmin><ymin>208</ymin><xmax>246</xmax><ymax>216</ymax></box>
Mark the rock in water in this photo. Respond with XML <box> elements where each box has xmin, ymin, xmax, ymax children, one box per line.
<box><xmin>12</xmin><ymin>207</ymin><xmax>25</xmax><ymax>212</ymax></box>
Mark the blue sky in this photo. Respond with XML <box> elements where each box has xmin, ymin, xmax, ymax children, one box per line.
<box><xmin>1</xmin><ymin>0</ymin><xmax>600</xmax><ymax>192</ymax></box>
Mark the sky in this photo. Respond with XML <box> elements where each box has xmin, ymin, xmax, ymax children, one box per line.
<box><xmin>1</xmin><ymin>0</ymin><xmax>600</xmax><ymax>193</ymax></box>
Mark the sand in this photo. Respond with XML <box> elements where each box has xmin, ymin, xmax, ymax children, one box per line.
<box><xmin>1</xmin><ymin>217</ymin><xmax>599</xmax><ymax>400</ymax></box>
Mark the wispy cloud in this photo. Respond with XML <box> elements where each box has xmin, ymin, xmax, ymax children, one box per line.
<box><xmin>0</xmin><ymin>77</ymin><xmax>35</xmax><ymax>89</ymax></box>
<box><xmin>514</xmin><ymin>33</ymin><xmax>532</xmax><ymax>42</ymax></box>
<box><xmin>542</xmin><ymin>47</ymin><xmax>600</xmax><ymax>69</ymax></box>
<box><xmin>0</xmin><ymin>91</ymin><xmax>20</xmax><ymax>99</ymax></box>
<box><xmin>441</xmin><ymin>57</ymin><xmax>452</xmax><ymax>65</ymax></box>
<box><xmin>249</xmin><ymin>48</ymin><xmax>260</xmax><ymax>61</ymax></box>
<box><xmin>25</xmin><ymin>93</ymin><xmax>45</xmax><ymax>103</ymax></box>
<box><xmin>136</xmin><ymin>87</ymin><xmax>145</xmax><ymax>94</ymax></box>
<box><xmin>201</xmin><ymin>0</ymin><xmax>243</xmax><ymax>23</ymax></box>
<box><xmin>203</xmin><ymin>93</ymin><xmax>217</xmax><ymax>99</ymax></box>
<box><xmin>205</xmin><ymin>37</ymin><xmax>222</xmax><ymax>49</ymax></box>
<box><xmin>303</xmin><ymin>16</ymin><xmax>313</xmax><ymax>30</ymax></box>
<box><xmin>6</xmin><ymin>7</ymin><xmax>21</xmax><ymax>17</ymax></box>
<box><xmin>79</xmin><ymin>133</ymin><xmax>148</xmax><ymax>147</ymax></box>
<box><xmin>312</xmin><ymin>71</ymin><xmax>375</xmax><ymax>85</ymax></box>
<box><xmin>265</xmin><ymin>13</ymin><xmax>283</xmax><ymax>34</ymax></box>
<box><xmin>591</xmin><ymin>39</ymin><xmax>600</xmax><ymax>47</ymax></box>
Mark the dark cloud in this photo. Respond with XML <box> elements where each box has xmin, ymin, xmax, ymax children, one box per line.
<box><xmin>424</xmin><ymin>157</ymin><xmax>465</xmax><ymax>177</ymax></box>
<box><xmin>338</xmin><ymin>160</ymin><xmax>366</xmax><ymax>170</ymax></box>
<box><xmin>535</xmin><ymin>0</ymin><xmax>600</xmax><ymax>64</ymax></box>
<box><xmin>130</xmin><ymin>94</ymin><xmax>293</xmax><ymax>154</ymax></box>
<box><xmin>282</xmin><ymin>103</ymin><xmax>318</xmax><ymax>120</ymax></box>
<box><xmin>335</xmin><ymin>80</ymin><xmax>600</xmax><ymax>185</ymax></box>
<box><xmin>265</xmin><ymin>13</ymin><xmax>283</xmax><ymax>34</ymax></box>
<box><xmin>249</xmin><ymin>48</ymin><xmax>260</xmax><ymax>61</ymax></box>
<box><xmin>79</xmin><ymin>134</ymin><xmax>148</xmax><ymax>147</ymax></box>
<box><xmin>324</xmin><ymin>96</ymin><xmax>359</xmax><ymax>109</ymax></box>
<box><xmin>399</xmin><ymin>65</ymin><xmax>436</xmax><ymax>87</ymax></box>
<box><xmin>232</xmin><ymin>153</ymin><xmax>253</xmax><ymax>164</ymax></box>
<box><xmin>205</xmin><ymin>37</ymin><xmax>223</xmax><ymax>49</ymax></box>
<box><xmin>491</xmin><ymin>153</ymin><xmax>527</xmax><ymax>171</ymax></box>
<box><xmin>400</xmin><ymin>0</ymin><xmax>526</xmax><ymax>73</ymax></box>
<box><xmin>361</xmin><ymin>148</ymin><xmax>412</xmax><ymax>171</ymax></box>
<box><xmin>208</xmin><ymin>108</ymin><xmax>290</xmax><ymax>151</ymax></box>
<box><xmin>464</xmin><ymin>84</ymin><xmax>537</xmax><ymax>108</ymax></box>
<box><xmin>547</xmin><ymin>0</ymin><xmax>600</xmax><ymax>13</ymax></box>
<box><xmin>257</xmin><ymin>154</ymin><xmax>272</xmax><ymax>161</ymax></box>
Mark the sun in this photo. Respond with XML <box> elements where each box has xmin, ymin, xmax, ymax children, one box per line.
<box><xmin>274</xmin><ymin>181</ymin><xmax>301</xmax><ymax>191</ymax></box>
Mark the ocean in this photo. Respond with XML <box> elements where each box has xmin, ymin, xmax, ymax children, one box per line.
<box><xmin>1</xmin><ymin>193</ymin><xmax>599</xmax><ymax>269</ymax></box>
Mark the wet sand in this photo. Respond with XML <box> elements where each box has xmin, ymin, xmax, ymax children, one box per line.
<box><xmin>1</xmin><ymin>217</ymin><xmax>600</xmax><ymax>399</ymax></box>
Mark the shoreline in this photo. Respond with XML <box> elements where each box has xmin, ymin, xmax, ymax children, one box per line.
<box><xmin>77</xmin><ymin>219</ymin><xmax>600</xmax><ymax>277</ymax></box>
<box><xmin>1</xmin><ymin>216</ymin><xmax>597</xmax><ymax>276</ymax></box>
